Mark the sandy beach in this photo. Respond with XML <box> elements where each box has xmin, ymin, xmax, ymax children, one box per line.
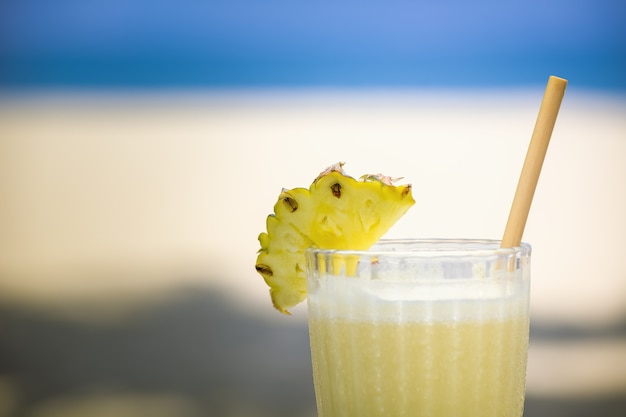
<box><xmin>1</xmin><ymin>89</ymin><xmax>625</xmax><ymax>416</ymax></box>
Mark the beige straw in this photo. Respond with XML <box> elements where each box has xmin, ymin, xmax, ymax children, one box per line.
<box><xmin>501</xmin><ymin>75</ymin><xmax>568</xmax><ymax>248</ymax></box>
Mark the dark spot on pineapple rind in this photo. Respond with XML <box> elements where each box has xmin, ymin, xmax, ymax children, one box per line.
<box><xmin>282</xmin><ymin>196</ymin><xmax>298</xmax><ymax>212</ymax></box>
<box><xmin>402</xmin><ymin>185</ymin><xmax>412</xmax><ymax>197</ymax></box>
<box><xmin>331</xmin><ymin>183</ymin><xmax>342</xmax><ymax>198</ymax></box>
<box><xmin>255</xmin><ymin>264</ymin><xmax>273</xmax><ymax>276</ymax></box>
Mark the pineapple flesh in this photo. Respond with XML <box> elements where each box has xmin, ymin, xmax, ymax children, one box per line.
<box><xmin>255</xmin><ymin>163</ymin><xmax>415</xmax><ymax>314</ymax></box>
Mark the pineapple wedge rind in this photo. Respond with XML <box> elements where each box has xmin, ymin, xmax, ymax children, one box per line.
<box><xmin>256</xmin><ymin>163</ymin><xmax>415</xmax><ymax>314</ymax></box>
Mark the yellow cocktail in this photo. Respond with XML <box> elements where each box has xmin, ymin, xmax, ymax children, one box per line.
<box><xmin>306</xmin><ymin>239</ymin><xmax>531</xmax><ymax>417</ymax></box>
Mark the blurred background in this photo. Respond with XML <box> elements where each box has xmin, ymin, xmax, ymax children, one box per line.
<box><xmin>1</xmin><ymin>1</ymin><xmax>625</xmax><ymax>416</ymax></box>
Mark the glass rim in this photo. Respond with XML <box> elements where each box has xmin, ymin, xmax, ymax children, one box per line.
<box><xmin>305</xmin><ymin>238</ymin><xmax>531</xmax><ymax>258</ymax></box>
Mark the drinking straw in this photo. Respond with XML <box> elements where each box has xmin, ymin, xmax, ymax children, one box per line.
<box><xmin>501</xmin><ymin>75</ymin><xmax>568</xmax><ymax>248</ymax></box>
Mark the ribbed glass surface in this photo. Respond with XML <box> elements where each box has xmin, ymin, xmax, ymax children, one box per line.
<box><xmin>307</xmin><ymin>239</ymin><xmax>530</xmax><ymax>417</ymax></box>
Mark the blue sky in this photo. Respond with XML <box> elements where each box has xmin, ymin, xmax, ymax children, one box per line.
<box><xmin>1</xmin><ymin>0</ymin><xmax>624</xmax><ymax>89</ymax></box>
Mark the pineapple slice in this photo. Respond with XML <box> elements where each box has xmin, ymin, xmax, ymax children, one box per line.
<box><xmin>255</xmin><ymin>163</ymin><xmax>415</xmax><ymax>314</ymax></box>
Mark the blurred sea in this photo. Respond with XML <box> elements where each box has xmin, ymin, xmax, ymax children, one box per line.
<box><xmin>1</xmin><ymin>0</ymin><xmax>625</xmax><ymax>91</ymax></box>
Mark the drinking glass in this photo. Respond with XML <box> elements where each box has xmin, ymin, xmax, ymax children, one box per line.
<box><xmin>306</xmin><ymin>239</ymin><xmax>531</xmax><ymax>417</ymax></box>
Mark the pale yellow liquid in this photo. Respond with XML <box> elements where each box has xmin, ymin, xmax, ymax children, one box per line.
<box><xmin>309</xmin><ymin>315</ymin><xmax>529</xmax><ymax>417</ymax></box>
